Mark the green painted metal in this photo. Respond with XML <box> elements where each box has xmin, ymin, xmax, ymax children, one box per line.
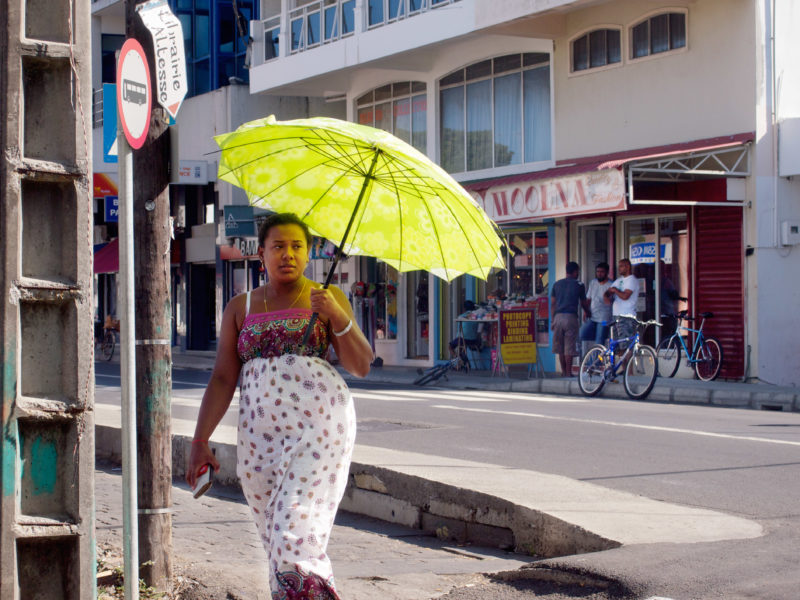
<box><xmin>27</xmin><ymin>437</ymin><xmax>58</xmax><ymax>495</ymax></box>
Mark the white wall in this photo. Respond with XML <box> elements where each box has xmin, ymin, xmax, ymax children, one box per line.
<box><xmin>750</xmin><ymin>0</ymin><xmax>800</xmax><ymax>386</ymax></box>
<box><xmin>174</xmin><ymin>85</ymin><xmax>345</xmax><ymax>214</ymax></box>
<box><xmin>554</xmin><ymin>0</ymin><xmax>755</xmax><ymax>159</ymax></box>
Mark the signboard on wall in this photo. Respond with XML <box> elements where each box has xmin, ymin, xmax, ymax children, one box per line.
<box><xmin>175</xmin><ymin>160</ymin><xmax>209</xmax><ymax>185</ymax></box>
<box><xmin>224</xmin><ymin>205</ymin><xmax>256</xmax><ymax>237</ymax></box>
<box><xmin>629</xmin><ymin>240</ymin><xmax>673</xmax><ymax>265</ymax></box>
<box><xmin>499</xmin><ymin>308</ymin><xmax>537</xmax><ymax>365</ymax></box>
<box><xmin>469</xmin><ymin>168</ymin><xmax>626</xmax><ymax>224</ymax></box>
<box><xmin>104</xmin><ymin>196</ymin><xmax>119</xmax><ymax>222</ymax></box>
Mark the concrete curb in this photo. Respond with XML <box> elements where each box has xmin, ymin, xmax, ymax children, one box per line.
<box><xmin>95</xmin><ymin>424</ymin><xmax>618</xmax><ymax>558</ymax></box>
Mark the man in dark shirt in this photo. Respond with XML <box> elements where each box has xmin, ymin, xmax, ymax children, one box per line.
<box><xmin>550</xmin><ymin>261</ymin><xmax>589</xmax><ymax>377</ymax></box>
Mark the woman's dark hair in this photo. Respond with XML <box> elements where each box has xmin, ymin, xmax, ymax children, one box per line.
<box><xmin>258</xmin><ymin>212</ymin><xmax>312</xmax><ymax>247</ymax></box>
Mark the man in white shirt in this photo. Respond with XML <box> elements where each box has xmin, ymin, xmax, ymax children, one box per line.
<box><xmin>580</xmin><ymin>262</ymin><xmax>612</xmax><ymax>346</ymax></box>
<box><xmin>606</xmin><ymin>258</ymin><xmax>639</xmax><ymax>347</ymax></box>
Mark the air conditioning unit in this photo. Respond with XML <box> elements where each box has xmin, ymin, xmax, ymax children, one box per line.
<box><xmin>781</xmin><ymin>221</ymin><xmax>800</xmax><ymax>246</ymax></box>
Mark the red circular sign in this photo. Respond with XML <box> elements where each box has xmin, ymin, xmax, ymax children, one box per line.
<box><xmin>116</xmin><ymin>38</ymin><xmax>151</xmax><ymax>149</ymax></box>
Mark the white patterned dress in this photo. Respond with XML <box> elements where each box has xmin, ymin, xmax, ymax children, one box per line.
<box><xmin>236</xmin><ymin>293</ymin><xmax>356</xmax><ymax>599</ymax></box>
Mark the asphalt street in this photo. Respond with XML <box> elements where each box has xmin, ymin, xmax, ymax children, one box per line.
<box><xmin>95</xmin><ymin>362</ymin><xmax>800</xmax><ymax>599</ymax></box>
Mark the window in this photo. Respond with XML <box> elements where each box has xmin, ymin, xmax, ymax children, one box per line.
<box><xmin>439</xmin><ymin>53</ymin><xmax>551</xmax><ymax>175</ymax></box>
<box><xmin>631</xmin><ymin>12</ymin><xmax>686</xmax><ymax>59</ymax></box>
<box><xmin>172</xmin><ymin>0</ymin><xmax>258</xmax><ymax>97</ymax></box>
<box><xmin>571</xmin><ymin>28</ymin><xmax>621</xmax><ymax>72</ymax></box>
<box><xmin>356</xmin><ymin>82</ymin><xmax>427</xmax><ymax>153</ymax></box>
<box><xmin>101</xmin><ymin>34</ymin><xmax>125</xmax><ymax>83</ymax></box>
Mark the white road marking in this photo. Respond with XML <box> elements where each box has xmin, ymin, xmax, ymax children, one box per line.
<box><xmin>351</xmin><ymin>392</ymin><xmax>426</xmax><ymax>402</ymax></box>
<box><xmin>432</xmin><ymin>405</ymin><xmax>800</xmax><ymax>447</ymax></box>
<box><xmin>356</xmin><ymin>388</ymin><xmax>586</xmax><ymax>403</ymax></box>
<box><xmin>96</xmin><ymin>372</ymin><xmax>204</xmax><ymax>387</ymax></box>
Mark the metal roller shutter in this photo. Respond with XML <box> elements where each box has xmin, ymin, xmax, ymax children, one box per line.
<box><xmin>694</xmin><ymin>207</ymin><xmax>745</xmax><ymax>378</ymax></box>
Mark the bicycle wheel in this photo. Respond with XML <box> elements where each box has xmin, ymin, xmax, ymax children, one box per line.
<box><xmin>578</xmin><ymin>345</ymin><xmax>608</xmax><ymax>397</ymax></box>
<box><xmin>102</xmin><ymin>331</ymin><xmax>115</xmax><ymax>361</ymax></box>
<box><xmin>624</xmin><ymin>345</ymin><xmax>658</xmax><ymax>400</ymax></box>
<box><xmin>413</xmin><ymin>364</ymin><xmax>449</xmax><ymax>386</ymax></box>
<box><xmin>694</xmin><ymin>336</ymin><xmax>723</xmax><ymax>381</ymax></box>
<box><xmin>655</xmin><ymin>337</ymin><xmax>681</xmax><ymax>378</ymax></box>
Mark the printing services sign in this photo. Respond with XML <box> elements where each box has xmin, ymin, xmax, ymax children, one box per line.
<box><xmin>499</xmin><ymin>308</ymin><xmax>537</xmax><ymax>365</ymax></box>
<box><xmin>469</xmin><ymin>168</ymin><xmax>626</xmax><ymax>224</ymax></box>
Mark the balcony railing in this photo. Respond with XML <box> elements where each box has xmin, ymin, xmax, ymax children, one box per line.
<box><xmin>252</xmin><ymin>0</ymin><xmax>461</xmax><ymax>65</ymax></box>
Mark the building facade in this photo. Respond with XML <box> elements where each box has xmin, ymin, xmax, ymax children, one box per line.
<box><xmin>245</xmin><ymin>0</ymin><xmax>800</xmax><ymax>384</ymax></box>
<box><xmin>91</xmin><ymin>0</ymin><xmax>800</xmax><ymax>385</ymax></box>
<box><xmin>90</xmin><ymin>0</ymin><xmax>345</xmax><ymax>352</ymax></box>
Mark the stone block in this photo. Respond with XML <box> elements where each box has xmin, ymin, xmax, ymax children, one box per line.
<box><xmin>353</xmin><ymin>472</ymin><xmax>389</xmax><ymax>494</ymax></box>
<box><xmin>340</xmin><ymin>487</ymin><xmax>420</xmax><ymax>529</ymax></box>
<box><xmin>710</xmin><ymin>389</ymin><xmax>751</xmax><ymax>407</ymax></box>
<box><xmin>671</xmin><ymin>386</ymin><xmax>712</xmax><ymax>404</ymax></box>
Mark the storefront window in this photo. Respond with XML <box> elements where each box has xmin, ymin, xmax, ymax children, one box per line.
<box><xmin>484</xmin><ymin>227</ymin><xmax>550</xmax><ymax>344</ymax></box>
<box><xmin>623</xmin><ymin>215</ymin><xmax>688</xmax><ymax>345</ymax></box>
<box><xmin>375</xmin><ymin>261</ymin><xmax>398</xmax><ymax>340</ymax></box>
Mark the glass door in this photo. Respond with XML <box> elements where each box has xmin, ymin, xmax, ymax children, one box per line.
<box><xmin>621</xmin><ymin>215</ymin><xmax>689</xmax><ymax>346</ymax></box>
<box><xmin>406</xmin><ymin>271</ymin><xmax>429</xmax><ymax>358</ymax></box>
<box><xmin>576</xmin><ymin>223</ymin><xmax>610</xmax><ymax>287</ymax></box>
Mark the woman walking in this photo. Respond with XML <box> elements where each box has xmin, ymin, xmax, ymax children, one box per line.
<box><xmin>187</xmin><ymin>213</ymin><xmax>372</xmax><ymax>599</ymax></box>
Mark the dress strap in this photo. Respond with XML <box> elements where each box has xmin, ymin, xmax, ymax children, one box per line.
<box><xmin>245</xmin><ymin>291</ymin><xmax>251</xmax><ymax>316</ymax></box>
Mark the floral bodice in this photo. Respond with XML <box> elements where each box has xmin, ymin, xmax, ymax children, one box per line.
<box><xmin>237</xmin><ymin>308</ymin><xmax>329</xmax><ymax>363</ymax></box>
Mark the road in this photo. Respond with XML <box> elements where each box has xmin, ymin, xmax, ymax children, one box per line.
<box><xmin>95</xmin><ymin>362</ymin><xmax>800</xmax><ymax>599</ymax></box>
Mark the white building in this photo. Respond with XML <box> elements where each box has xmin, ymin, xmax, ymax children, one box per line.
<box><xmin>90</xmin><ymin>0</ymin><xmax>345</xmax><ymax>351</ymax></box>
<box><xmin>91</xmin><ymin>0</ymin><xmax>800</xmax><ymax>385</ymax></box>
<box><xmin>242</xmin><ymin>0</ymin><xmax>800</xmax><ymax>385</ymax></box>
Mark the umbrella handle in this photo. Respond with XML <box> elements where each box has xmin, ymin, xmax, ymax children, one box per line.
<box><xmin>299</xmin><ymin>255</ymin><xmax>339</xmax><ymax>347</ymax></box>
<box><xmin>299</xmin><ymin>150</ymin><xmax>380</xmax><ymax>349</ymax></box>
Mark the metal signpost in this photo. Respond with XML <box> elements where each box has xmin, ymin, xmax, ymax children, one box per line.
<box><xmin>116</xmin><ymin>36</ymin><xmax>152</xmax><ymax>600</ymax></box>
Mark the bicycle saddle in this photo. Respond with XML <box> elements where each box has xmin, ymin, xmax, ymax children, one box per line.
<box><xmin>699</xmin><ymin>312</ymin><xmax>714</xmax><ymax>318</ymax></box>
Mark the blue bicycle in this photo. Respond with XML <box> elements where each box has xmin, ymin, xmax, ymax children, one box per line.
<box><xmin>578</xmin><ymin>317</ymin><xmax>661</xmax><ymax>400</ymax></box>
<box><xmin>656</xmin><ymin>311</ymin><xmax>723</xmax><ymax>381</ymax></box>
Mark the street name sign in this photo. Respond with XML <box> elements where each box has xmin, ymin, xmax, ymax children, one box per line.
<box><xmin>116</xmin><ymin>38</ymin><xmax>151</xmax><ymax>149</ymax></box>
<box><xmin>137</xmin><ymin>0</ymin><xmax>188</xmax><ymax>120</ymax></box>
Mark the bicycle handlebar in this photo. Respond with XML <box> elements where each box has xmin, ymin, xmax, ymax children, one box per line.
<box><xmin>610</xmin><ymin>316</ymin><xmax>661</xmax><ymax>327</ymax></box>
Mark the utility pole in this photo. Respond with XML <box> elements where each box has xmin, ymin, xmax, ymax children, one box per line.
<box><xmin>125</xmin><ymin>0</ymin><xmax>173</xmax><ymax>591</ymax></box>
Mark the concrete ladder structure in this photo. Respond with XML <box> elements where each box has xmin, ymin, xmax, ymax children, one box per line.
<box><xmin>1</xmin><ymin>0</ymin><xmax>95</xmax><ymax>597</ymax></box>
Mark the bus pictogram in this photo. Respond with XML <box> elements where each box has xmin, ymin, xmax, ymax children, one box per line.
<box><xmin>122</xmin><ymin>79</ymin><xmax>147</xmax><ymax>105</ymax></box>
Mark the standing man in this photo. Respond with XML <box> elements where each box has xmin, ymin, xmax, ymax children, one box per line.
<box><xmin>580</xmin><ymin>262</ymin><xmax>612</xmax><ymax>349</ymax></box>
<box><xmin>550</xmin><ymin>261</ymin><xmax>589</xmax><ymax>377</ymax></box>
<box><xmin>605</xmin><ymin>258</ymin><xmax>640</xmax><ymax>347</ymax></box>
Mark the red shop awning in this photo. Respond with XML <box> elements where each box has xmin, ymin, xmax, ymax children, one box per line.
<box><xmin>94</xmin><ymin>238</ymin><xmax>118</xmax><ymax>274</ymax></box>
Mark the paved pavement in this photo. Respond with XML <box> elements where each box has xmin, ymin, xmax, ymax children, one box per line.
<box><xmin>95</xmin><ymin>461</ymin><xmax>535</xmax><ymax>599</ymax></box>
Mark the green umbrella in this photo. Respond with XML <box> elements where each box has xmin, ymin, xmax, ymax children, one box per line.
<box><xmin>215</xmin><ymin>115</ymin><xmax>507</xmax><ymax>282</ymax></box>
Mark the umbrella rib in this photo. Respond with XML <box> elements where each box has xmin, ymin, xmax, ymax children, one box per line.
<box><xmin>298</xmin><ymin>161</ymin><xmax>367</xmax><ymax>221</ymax></box>
<box><xmin>438</xmin><ymin>186</ymin><xmax>505</xmax><ymax>279</ymax></box>
<box><xmin>380</xmin><ymin>154</ymin><xmax>504</xmax><ymax>280</ymax></box>
<box><xmin>220</xmin><ymin>140</ymin><xmax>366</xmax><ymax>182</ymax></box>
<box><xmin>243</xmin><ymin>155</ymin><xmax>360</xmax><ymax>204</ymax></box>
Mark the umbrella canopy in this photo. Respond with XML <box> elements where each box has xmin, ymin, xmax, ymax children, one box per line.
<box><xmin>215</xmin><ymin>115</ymin><xmax>506</xmax><ymax>282</ymax></box>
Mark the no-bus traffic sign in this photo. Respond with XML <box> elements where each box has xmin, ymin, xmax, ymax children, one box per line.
<box><xmin>116</xmin><ymin>38</ymin><xmax>152</xmax><ymax>149</ymax></box>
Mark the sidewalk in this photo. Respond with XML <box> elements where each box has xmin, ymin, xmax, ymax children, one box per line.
<box><xmin>167</xmin><ymin>348</ymin><xmax>800</xmax><ymax>413</ymax></box>
<box><xmin>95</xmin><ymin>461</ymin><xmax>535</xmax><ymax>599</ymax></box>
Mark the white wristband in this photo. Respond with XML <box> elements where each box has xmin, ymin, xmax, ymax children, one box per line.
<box><xmin>333</xmin><ymin>319</ymin><xmax>353</xmax><ymax>337</ymax></box>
